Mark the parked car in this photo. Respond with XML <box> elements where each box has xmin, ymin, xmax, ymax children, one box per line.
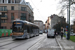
<box><xmin>47</xmin><ymin>29</ymin><xmax>55</xmax><ymax>38</ymax></box>
<box><xmin>39</xmin><ymin>30</ymin><xmax>43</xmax><ymax>34</ymax></box>
<box><xmin>70</xmin><ymin>33</ymin><xmax>75</xmax><ymax>36</ymax></box>
<box><xmin>45</xmin><ymin>30</ymin><xmax>48</xmax><ymax>33</ymax></box>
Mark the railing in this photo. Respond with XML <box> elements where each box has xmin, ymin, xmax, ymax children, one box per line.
<box><xmin>21</xmin><ymin>18</ymin><xmax>26</xmax><ymax>20</ymax></box>
<box><xmin>1</xmin><ymin>15</ymin><xmax>7</xmax><ymax>17</ymax></box>
<box><xmin>21</xmin><ymin>16</ymin><xmax>26</xmax><ymax>20</ymax></box>
<box><xmin>0</xmin><ymin>9</ymin><xmax>7</xmax><ymax>11</ymax></box>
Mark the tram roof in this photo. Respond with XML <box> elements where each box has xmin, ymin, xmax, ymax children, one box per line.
<box><xmin>13</xmin><ymin>20</ymin><xmax>38</xmax><ymax>27</ymax></box>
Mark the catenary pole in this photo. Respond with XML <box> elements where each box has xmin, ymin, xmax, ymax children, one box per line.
<box><xmin>67</xmin><ymin>0</ymin><xmax>70</xmax><ymax>40</ymax></box>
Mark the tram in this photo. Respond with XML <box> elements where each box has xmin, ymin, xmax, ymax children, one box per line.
<box><xmin>12</xmin><ymin>20</ymin><xmax>39</xmax><ymax>39</ymax></box>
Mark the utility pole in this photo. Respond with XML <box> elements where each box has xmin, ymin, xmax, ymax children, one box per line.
<box><xmin>0</xmin><ymin>12</ymin><xmax>2</xmax><ymax>29</ymax></box>
<box><xmin>0</xmin><ymin>15</ymin><xmax>1</xmax><ymax>28</ymax></box>
<box><xmin>67</xmin><ymin>0</ymin><xmax>70</xmax><ymax>40</ymax></box>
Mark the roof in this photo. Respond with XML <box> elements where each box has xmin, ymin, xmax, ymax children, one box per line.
<box><xmin>13</xmin><ymin>20</ymin><xmax>38</xmax><ymax>27</ymax></box>
<box><xmin>34</xmin><ymin>20</ymin><xmax>43</xmax><ymax>22</ymax></box>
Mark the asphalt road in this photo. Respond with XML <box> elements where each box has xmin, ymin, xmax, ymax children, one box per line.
<box><xmin>0</xmin><ymin>34</ymin><xmax>61</xmax><ymax>50</ymax></box>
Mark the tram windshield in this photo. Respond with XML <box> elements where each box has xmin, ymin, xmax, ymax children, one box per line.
<box><xmin>12</xmin><ymin>21</ymin><xmax>23</xmax><ymax>32</ymax></box>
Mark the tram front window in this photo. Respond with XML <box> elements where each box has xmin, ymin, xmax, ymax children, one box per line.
<box><xmin>13</xmin><ymin>24</ymin><xmax>23</xmax><ymax>32</ymax></box>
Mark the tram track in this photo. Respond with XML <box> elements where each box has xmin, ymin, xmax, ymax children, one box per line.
<box><xmin>0</xmin><ymin>40</ymin><xmax>15</xmax><ymax>47</ymax></box>
<box><xmin>27</xmin><ymin>35</ymin><xmax>60</xmax><ymax>50</ymax></box>
<box><xmin>0</xmin><ymin>34</ymin><xmax>46</xmax><ymax>50</ymax></box>
<box><xmin>0</xmin><ymin>37</ymin><xmax>15</xmax><ymax>47</ymax></box>
<box><xmin>27</xmin><ymin>35</ymin><xmax>46</xmax><ymax>50</ymax></box>
<box><xmin>0</xmin><ymin>37</ymin><xmax>11</xmax><ymax>40</ymax></box>
<box><xmin>0</xmin><ymin>36</ymin><xmax>38</xmax><ymax>47</ymax></box>
<box><xmin>55</xmin><ymin>36</ymin><xmax>63</xmax><ymax>50</ymax></box>
<box><xmin>0</xmin><ymin>39</ymin><xmax>13</xmax><ymax>43</ymax></box>
<box><xmin>10</xmin><ymin>36</ymin><xmax>45</xmax><ymax>50</ymax></box>
<box><xmin>9</xmin><ymin>40</ymin><xmax>29</xmax><ymax>50</ymax></box>
<box><xmin>0</xmin><ymin>36</ymin><xmax>37</xmax><ymax>49</ymax></box>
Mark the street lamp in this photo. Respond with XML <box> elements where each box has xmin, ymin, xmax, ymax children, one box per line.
<box><xmin>67</xmin><ymin>0</ymin><xmax>75</xmax><ymax>40</ymax></box>
<box><xmin>0</xmin><ymin>12</ymin><xmax>2</xmax><ymax>29</ymax></box>
<box><xmin>67</xmin><ymin>0</ymin><xmax>70</xmax><ymax>40</ymax></box>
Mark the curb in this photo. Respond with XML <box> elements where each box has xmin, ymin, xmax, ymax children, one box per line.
<box><xmin>55</xmin><ymin>37</ymin><xmax>63</xmax><ymax>50</ymax></box>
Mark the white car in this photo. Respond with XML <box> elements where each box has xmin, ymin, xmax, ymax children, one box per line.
<box><xmin>45</xmin><ymin>30</ymin><xmax>47</xmax><ymax>33</ymax></box>
<box><xmin>47</xmin><ymin>29</ymin><xmax>55</xmax><ymax>38</ymax></box>
<box><xmin>39</xmin><ymin>30</ymin><xmax>43</xmax><ymax>34</ymax></box>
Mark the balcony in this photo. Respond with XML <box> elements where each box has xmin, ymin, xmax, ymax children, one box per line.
<box><xmin>1</xmin><ymin>15</ymin><xmax>8</xmax><ymax>19</ymax></box>
<box><xmin>0</xmin><ymin>9</ymin><xmax>8</xmax><ymax>12</ymax></box>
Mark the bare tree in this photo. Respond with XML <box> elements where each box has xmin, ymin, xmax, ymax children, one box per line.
<box><xmin>58</xmin><ymin>0</ymin><xmax>75</xmax><ymax>17</ymax></box>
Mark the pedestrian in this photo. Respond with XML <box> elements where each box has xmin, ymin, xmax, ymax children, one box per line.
<box><xmin>61</xmin><ymin>27</ymin><xmax>64</xmax><ymax>39</ymax></box>
<box><xmin>54</xmin><ymin>30</ymin><xmax>56</xmax><ymax>36</ymax></box>
<box><xmin>64</xmin><ymin>28</ymin><xmax>67</xmax><ymax>39</ymax></box>
<box><xmin>61</xmin><ymin>31</ymin><xmax>64</xmax><ymax>39</ymax></box>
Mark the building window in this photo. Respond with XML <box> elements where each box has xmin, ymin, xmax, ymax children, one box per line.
<box><xmin>11</xmin><ymin>6</ymin><xmax>14</xmax><ymax>10</ymax></box>
<box><xmin>1</xmin><ymin>20</ymin><xmax>3</xmax><ymax>23</ymax></box>
<box><xmin>0</xmin><ymin>0</ymin><xmax>1</xmax><ymax>3</ymax></box>
<box><xmin>1</xmin><ymin>19</ymin><xmax>6</xmax><ymax>23</ymax></box>
<box><xmin>8</xmin><ymin>0</ymin><xmax>11</xmax><ymax>3</ymax></box>
<box><xmin>21</xmin><ymin>7</ymin><xmax>26</xmax><ymax>11</ymax></box>
<box><xmin>21</xmin><ymin>13</ymin><xmax>26</xmax><ymax>20</ymax></box>
<box><xmin>11</xmin><ymin>13</ymin><xmax>14</xmax><ymax>20</ymax></box>
<box><xmin>12</xmin><ymin>0</ymin><xmax>14</xmax><ymax>3</ymax></box>
<box><xmin>3</xmin><ymin>0</ymin><xmax>4</xmax><ymax>3</ymax></box>
<box><xmin>0</xmin><ymin>6</ymin><xmax>3</xmax><ymax>11</ymax></box>
<box><xmin>0</xmin><ymin>6</ymin><xmax>7</xmax><ymax>11</ymax></box>
<box><xmin>15</xmin><ymin>0</ymin><xmax>20</xmax><ymax>3</ymax></box>
<box><xmin>4</xmin><ymin>6</ymin><xmax>7</xmax><ymax>11</ymax></box>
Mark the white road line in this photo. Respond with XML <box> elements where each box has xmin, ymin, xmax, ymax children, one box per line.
<box><xmin>27</xmin><ymin>35</ymin><xmax>46</xmax><ymax>50</ymax></box>
<box><xmin>56</xmin><ymin>37</ymin><xmax>63</xmax><ymax>50</ymax></box>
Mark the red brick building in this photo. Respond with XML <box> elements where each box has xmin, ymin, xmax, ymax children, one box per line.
<box><xmin>0</xmin><ymin>0</ymin><xmax>34</xmax><ymax>29</ymax></box>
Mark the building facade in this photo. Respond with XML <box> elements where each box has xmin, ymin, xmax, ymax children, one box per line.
<box><xmin>0</xmin><ymin>0</ymin><xmax>34</xmax><ymax>29</ymax></box>
<box><xmin>43</xmin><ymin>24</ymin><xmax>46</xmax><ymax>31</ymax></box>
<box><xmin>34</xmin><ymin>20</ymin><xmax>43</xmax><ymax>31</ymax></box>
<box><xmin>45</xmin><ymin>14</ymin><xmax>66</xmax><ymax>29</ymax></box>
<box><xmin>45</xmin><ymin>17</ymin><xmax>51</xmax><ymax>29</ymax></box>
<box><xmin>72</xmin><ymin>21</ymin><xmax>75</xmax><ymax>33</ymax></box>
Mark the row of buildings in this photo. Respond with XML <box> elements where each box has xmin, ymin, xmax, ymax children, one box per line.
<box><xmin>0</xmin><ymin>0</ymin><xmax>34</xmax><ymax>29</ymax></box>
<box><xmin>0</xmin><ymin>0</ymin><xmax>44</xmax><ymax>31</ymax></box>
<box><xmin>0</xmin><ymin>0</ymin><xmax>68</xmax><ymax>32</ymax></box>
<box><xmin>45</xmin><ymin>14</ymin><xmax>66</xmax><ymax>29</ymax></box>
<box><xmin>45</xmin><ymin>14</ymin><xmax>75</xmax><ymax>33</ymax></box>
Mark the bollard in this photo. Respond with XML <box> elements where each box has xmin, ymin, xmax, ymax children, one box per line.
<box><xmin>6</xmin><ymin>33</ymin><xmax>8</xmax><ymax>36</ymax></box>
<box><xmin>10</xmin><ymin>33</ymin><xmax>12</xmax><ymax>36</ymax></box>
<box><xmin>2</xmin><ymin>33</ymin><xmax>4</xmax><ymax>37</ymax></box>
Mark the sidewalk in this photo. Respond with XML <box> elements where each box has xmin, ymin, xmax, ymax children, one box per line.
<box><xmin>56</xmin><ymin>35</ymin><xmax>75</xmax><ymax>50</ymax></box>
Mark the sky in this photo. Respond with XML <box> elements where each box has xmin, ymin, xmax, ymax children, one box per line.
<box><xmin>25</xmin><ymin>0</ymin><xmax>74</xmax><ymax>24</ymax></box>
<box><xmin>25</xmin><ymin>0</ymin><xmax>60</xmax><ymax>23</ymax></box>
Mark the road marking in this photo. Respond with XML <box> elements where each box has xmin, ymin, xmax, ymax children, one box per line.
<box><xmin>55</xmin><ymin>37</ymin><xmax>63</xmax><ymax>50</ymax></box>
<box><xmin>27</xmin><ymin>35</ymin><xmax>46</xmax><ymax>50</ymax></box>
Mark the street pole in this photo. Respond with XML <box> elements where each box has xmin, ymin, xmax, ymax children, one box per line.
<box><xmin>67</xmin><ymin>0</ymin><xmax>70</xmax><ymax>40</ymax></box>
<box><xmin>0</xmin><ymin>15</ymin><xmax>1</xmax><ymax>28</ymax></box>
<box><xmin>0</xmin><ymin>15</ymin><xmax>1</xmax><ymax>29</ymax></box>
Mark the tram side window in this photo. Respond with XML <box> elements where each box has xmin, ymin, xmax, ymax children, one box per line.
<box><xmin>31</xmin><ymin>26</ymin><xmax>33</xmax><ymax>33</ymax></box>
<box><xmin>29</xmin><ymin>26</ymin><xmax>32</xmax><ymax>33</ymax></box>
<box><xmin>24</xmin><ymin>25</ymin><xmax>27</xmax><ymax>30</ymax></box>
<box><xmin>27</xmin><ymin>26</ymin><xmax>30</xmax><ymax>33</ymax></box>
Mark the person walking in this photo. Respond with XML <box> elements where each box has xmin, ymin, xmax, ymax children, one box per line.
<box><xmin>65</xmin><ymin>28</ymin><xmax>67</xmax><ymax>39</ymax></box>
<box><xmin>61</xmin><ymin>27</ymin><xmax>64</xmax><ymax>39</ymax></box>
<box><xmin>61</xmin><ymin>31</ymin><xmax>64</xmax><ymax>39</ymax></box>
